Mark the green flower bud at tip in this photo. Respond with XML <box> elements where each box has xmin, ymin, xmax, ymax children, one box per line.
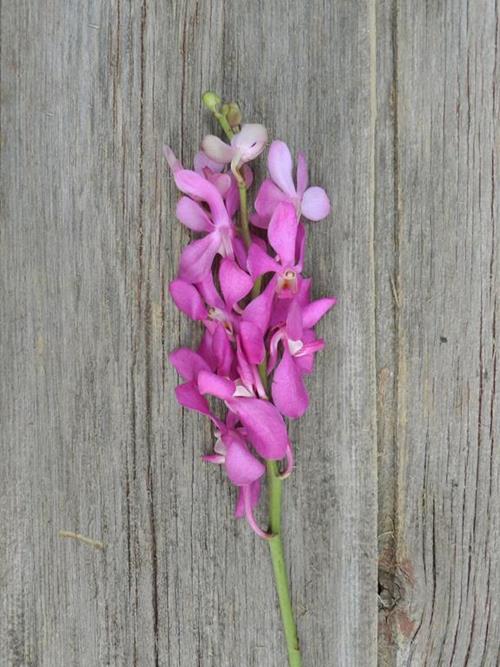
<box><xmin>202</xmin><ymin>91</ymin><xmax>222</xmax><ymax>112</ymax></box>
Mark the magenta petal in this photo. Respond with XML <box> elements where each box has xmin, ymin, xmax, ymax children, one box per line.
<box><xmin>197</xmin><ymin>330</ymin><xmax>216</xmax><ymax>370</ymax></box>
<box><xmin>196</xmin><ymin>271</ymin><xmax>226</xmax><ymax>311</ymax></box>
<box><xmin>229</xmin><ymin>397</ymin><xmax>288</xmax><ymax>460</ymax></box>
<box><xmin>175</xmin><ymin>382</ymin><xmax>211</xmax><ymax>415</ymax></box>
<box><xmin>285</xmin><ymin>299</ymin><xmax>304</xmax><ymax>341</ymax></box>
<box><xmin>169</xmin><ymin>348</ymin><xmax>210</xmax><ymax>381</ymax></box>
<box><xmin>174</xmin><ymin>169</ymin><xmax>229</xmax><ymax>224</ymax></box>
<box><xmin>236</xmin><ymin>337</ymin><xmax>254</xmax><ymax>388</ymax></box>
<box><xmin>296</xmin><ymin>152</ymin><xmax>308</xmax><ymax>198</ymax></box>
<box><xmin>301</xmin><ymin>297</ymin><xmax>337</xmax><ymax>329</ymax></box>
<box><xmin>234</xmin><ymin>479</ymin><xmax>260</xmax><ymax>518</ymax></box>
<box><xmin>178</xmin><ymin>233</ymin><xmax>220</xmax><ymax>284</ymax></box>
<box><xmin>239</xmin><ymin>321</ymin><xmax>265</xmax><ymax>365</ymax></box>
<box><xmin>247</xmin><ymin>243</ymin><xmax>281</xmax><ymax>280</ymax></box>
<box><xmin>198</xmin><ymin>370</ymin><xmax>235</xmax><ymax>400</ymax></box>
<box><xmin>301</xmin><ymin>186</ymin><xmax>331</xmax><ymax>221</ymax></box>
<box><xmin>224</xmin><ymin>436</ymin><xmax>265</xmax><ymax>486</ymax></box>
<box><xmin>295</xmin><ymin>222</ymin><xmax>307</xmax><ymax>272</ymax></box>
<box><xmin>241</xmin><ymin>277</ymin><xmax>277</xmax><ymax>332</ymax></box>
<box><xmin>219</xmin><ymin>257</ymin><xmax>253</xmax><ymax>310</ymax></box>
<box><xmin>254</xmin><ymin>179</ymin><xmax>288</xmax><ymax>218</ymax></box>
<box><xmin>169</xmin><ymin>279</ymin><xmax>207</xmax><ymax>320</ymax></box>
<box><xmin>268</xmin><ymin>202</ymin><xmax>299</xmax><ymax>267</ymax></box>
<box><xmin>202</xmin><ymin>453</ymin><xmax>225</xmax><ymax>465</ymax></box>
<box><xmin>176</xmin><ymin>197</ymin><xmax>214</xmax><ymax>232</ymax></box>
<box><xmin>212</xmin><ymin>324</ymin><xmax>233</xmax><ymax>376</ymax></box>
<box><xmin>272</xmin><ymin>350</ymin><xmax>309</xmax><ymax>419</ymax></box>
<box><xmin>249</xmin><ymin>211</ymin><xmax>270</xmax><ymax>229</ymax></box>
<box><xmin>267</xmin><ymin>140</ymin><xmax>296</xmax><ymax>197</ymax></box>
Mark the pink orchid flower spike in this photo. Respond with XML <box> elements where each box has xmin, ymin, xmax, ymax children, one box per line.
<box><xmin>253</xmin><ymin>140</ymin><xmax>331</xmax><ymax>225</ymax></box>
<box><xmin>202</xmin><ymin>124</ymin><xmax>268</xmax><ymax>174</ymax></box>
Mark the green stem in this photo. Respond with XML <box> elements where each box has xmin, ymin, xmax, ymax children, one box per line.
<box><xmin>267</xmin><ymin>462</ymin><xmax>302</xmax><ymax>667</ymax></box>
<box><xmin>214</xmin><ymin>111</ymin><xmax>234</xmax><ymax>141</ymax></box>
<box><xmin>238</xmin><ymin>180</ymin><xmax>252</xmax><ymax>248</ymax></box>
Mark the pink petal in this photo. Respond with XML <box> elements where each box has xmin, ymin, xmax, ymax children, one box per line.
<box><xmin>196</xmin><ymin>271</ymin><xmax>226</xmax><ymax>311</ymax></box>
<box><xmin>241</xmin><ymin>277</ymin><xmax>277</xmax><ymax>333</ymax></box>
<box><xmin>169</xmin><ymin>348</ymin><xmax>210</xmax><ymax>381</ymax></box>
<box><xmin>202</xmin><ymin>453</ymin><xmax>225</xmax><ymax>465</ymax></box>
<box><xmin>201</xmin><ymin>135</ymin><xmax>236</xmax><ymax>164</ymax></box>
<box><xmin>232</xmin><ymin>236</ymin><xmax>248</xmax><ymax>271</ymax></box>
<box><xmin>193</xmin><ymin>150</ymin><xmax>224</xmax><ymax>174</ymax></box>
<box><xmin>268</xmin><ymin>202</ymin><xmax>299</xmax><ymax>267</ymax></box>
<box><xmin>234</xmin><ymin>480</ymin><xmax>261</xmax><ymax>518</ymax></box>
<box><xmin>169</xmin><ymin>279</ymin><xmax>207</xmax><ymax>320</ymax></box>
<box><xmin>254</xmin><ymin>179</ymin><xmax>288</xmax><ymax>219</ymax></box>
<box><xmin>176</xmin><ymin>196</ymin><xmax>214</xmax><ymax>232</ymax></box>
<box><xmin>178</xmin><ymin>233</ymin><xmax>220</xmax><ymax>283</ymax></box>
<box><xmin>267</xmin><ymin>329</ymin><xmax>284</xmax><ymax>373</ymax></box>
<box><xmin>249</xmin><ymin>211</ymin><xmax>270</xmax><ymax>229</ymax></box>
<box><xmin>224</xmin><ymin>436</ymin><xmax>265</xmax><ymax>486</ymax></box>
<box><xmin>197</xmin><ymin>330</ymin><xmax>217</xmax><ymax>370</ymax></box>
<box><xmin>174</xmin><ymin>169</ymin><xmax>229</xmax><ymax>225</ymax></box>
<box><xmin>239</xmin><ymin>321</ymin><xmax>265</xmax><ymax>365</ymax></box>
<box><xmin>212</xmin><ymin>324</ymin><xmax>233</xmax><ymax>376</ymax></box>
<box><xmin>295</xmin><ymin>222</ymin><xmax>307</xmax><ymax>272</ymax></box>
<box><xmin>163</xmin><ymin>145</ymin><xmax>182</xmax><ymax>173</ymax></box>
<box><xmin>301</xmin><ymin>186</ymin><xmax>331</xmax><ymax>221</ymax></box>
<box><xmin>285</xmin><ymin>299</ymin><xmax>304</xmax><ymax>340</ymax></box>
<box><xmin>229</xmin><ymin>397</ymin><xmax>289</xmax><ymax>460</ymax></box>
<box><xmin>175</xmin><ymin>382</ymin><xmax>211</xmax><ymax>415</ymax></box>
<box><xmin>247</xmin><ymin>243</ymin><xmax>281</xmax><ymax>280</ymax></box>
<box><xmin>219</xmin><ymin>257</ymin><xmax>253</xmax><ymax>310</ymax></box>
<box><xmin>243</xmin><ymin>486</ymin><xmax>270</xmax><ymax>538</ymax></box>
<box><xmin>296</xmin><ymin>152</ymin><xmax>308</xmax><ymax>198</ymax></box>
<box><xmin>272</xmin><ymin>350</ymin><xmax>309</xmax><ymax>419</ymax></box>
<box><xmin>198</xmin><ymin>370</ymin><xmax>236</xmax><ymax>401</ymax></box>
<box><xmin>301</xmin><ymin>297</ymin><xmax>337</xmax><ymax>329</ymax></box>
<box><xmin>268</xmin><ymin>140</ymin><xmax>297</xmax><ymax>197</ymax></box>
<box><xmin>236</xmin><ymin>337</ymin><xmax>255</xmax><ymax>389</ymax></box>
<box><xmin>279</xmin><ymin>442</ymin><xmax>295</xmax><ymax>479</ymax></box>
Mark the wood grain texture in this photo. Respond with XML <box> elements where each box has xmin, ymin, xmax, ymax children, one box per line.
<box><xmin>0</xmin><ymin>1</ymin><xmax>497</xmax><ymax>666</ymax></box>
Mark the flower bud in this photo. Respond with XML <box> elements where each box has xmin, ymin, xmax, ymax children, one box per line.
<box><xmin>202</xmin><ymin>91</ymin><xmax>222</xmax><ymax>113</ymax></box>
<box><xmin>226</xmin><ymin>102</ymin><xmax>242</xmax><ymax>129</ymax></box>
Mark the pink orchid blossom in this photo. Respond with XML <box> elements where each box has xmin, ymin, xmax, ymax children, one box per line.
<box><xmin>247</xmin><ymin>202</ymin><xmax>305</xmax><ymax>299</ymax></box>
<box><xmin>252</xmin><ymin>140</ymin><xmax>331</xmax><ymax>226</ymax></box>
<box><xmin>173</xmin><ymin>169</ymin><xmax>236</xmax><ymax>283</ymax></box>
<box><xmin>268</xmin><ymin>296</ymin><xmax>335</xmax><ymax>419</ymax></box>
<box><xmin>203</xmin><ymin>425</ymin><xmax>267</xmax><ymax>537</ymax></box>
<box><xmin>202</xmin><ymin>124</ymin><xmax>268</xmax><ymax>172</ymax></box>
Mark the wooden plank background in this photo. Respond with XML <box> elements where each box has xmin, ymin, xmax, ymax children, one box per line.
<box><xmin>0</xmin><ymin>1</ymin><xmax>497</xmax><ymax>665</ymax></box>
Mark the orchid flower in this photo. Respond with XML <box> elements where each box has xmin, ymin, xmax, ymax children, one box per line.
<box><xmin>252</xmin><ymin>140</ymin><xmax>331</xmax><ymax>226</ymax></box>
<box><xmin>172</xmin><ymin>169</ymin><xmax>236</xmax><ymax>284</ymax></box>
<box><xmin>203</xmin><ymin>424</ymin><xmax>267</xmax><ymax>537</ymax></box>
<box><xmin>247</xmin><ymin>202</ymin><xmax>305</xmax><ymax>299</ymax></box>
<box><xmin>268</xmin><ymin>296</ymin><xmax>336</xmax><ymax>418</ymax></box>
<box><xmin>202</xmin><ymin>123</ymin><xmax>268</xmax><ymax>174</ymax></box>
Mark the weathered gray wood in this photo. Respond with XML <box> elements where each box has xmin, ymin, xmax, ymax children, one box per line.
<box><xmin>376</xmin><ymin>1</ymin><xmax>500</xmax><ymax>665</ymax></box>
<box><xmin>1</xmin><ymin>1</ymin><xmax>498</xmax><ymax>666</ymax></box>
